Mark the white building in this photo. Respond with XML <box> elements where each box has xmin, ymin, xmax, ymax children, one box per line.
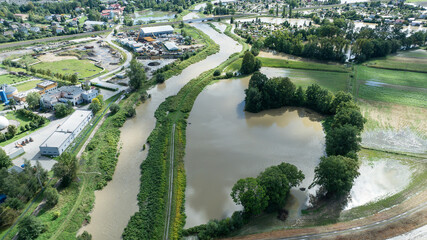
<box><xmin>39</xmin><ymin>110</ymin><xmax>93</xmax><ymax>156</ymax></box>
<box><xmin>41</xmin><ymin>86</ymin><xmax>98</xmax><ymax>108</ymax></box>
<box><xmin>139</xmin><ymin>25</ymin><xmax>174</xmax><ymax>38</ymax></box>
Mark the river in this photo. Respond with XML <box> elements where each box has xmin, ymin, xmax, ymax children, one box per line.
<box><xmin>79</xmin><ymin>23</ymin><xmax>242</xmax><ymax>239</ymax></box>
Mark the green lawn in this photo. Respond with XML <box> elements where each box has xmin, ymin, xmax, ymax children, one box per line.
<box><xmin>15</xmin><ymin>80</ymin><xmax>43</xmax><ymax>92</ymax></box>
<box><xmin>225</xmin><ymin>57</ymin><xmax>349</xmax><ymax>73</ymax></box>
<box><xmin>16</xmin><ymin>55</ymin><xmax>40</xmax><ymax>66</ymax></box>
<box><xmin>0</xmin><ymin>74</ymin><xmax>30</xmax><ymax>85</ymax></box>
<box><xmin>356</xmin><ymin>66</ymin><xmax>427</xmax><ymax>88</ymax></box>
<box><xmin>32</xmin><ymin>59</ymin><xmax>103</xmax><ymax>79</ymax></box>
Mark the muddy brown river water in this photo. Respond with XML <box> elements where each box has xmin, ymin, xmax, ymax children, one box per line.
<box><xmin>79</xmin><ymin>23</ymin><xmax>242</xmax><ymax>239</ymax></box>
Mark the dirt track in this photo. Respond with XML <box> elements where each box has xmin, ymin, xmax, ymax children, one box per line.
<box><xmin>222</xmin><ymin>189</ymin><xmax>427</xmax><ymax>240</ymax></box>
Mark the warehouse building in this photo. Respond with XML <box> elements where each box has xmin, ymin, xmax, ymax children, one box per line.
<box><xmin>39</xmin><ymin>110</ymin><xmax>93</xmax><ymax>156</ymax></box>
<box><xmin>41</xmin><ymin>85</ymin><xmax>98</xmax><ymax>108</ymax></box>
<box><xmin>139</xmin><ymin>25</ymin><xmax>174</xmax><ymax>38</ymax></box>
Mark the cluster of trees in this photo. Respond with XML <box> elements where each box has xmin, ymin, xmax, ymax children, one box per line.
<box><xmin>0</xmin><ymin>158</ymin><xmax>48</xmax><ymax>229</ymax></box>
<box><xmin>54</xmin><ymin>102</ymin><xmax>75</xmax><ymax>118</ymax></box>
<box><xmin>127</xmin><ymin>59</ymin><xmax>147</xmax><ymax>90</ymax></box>
<box><xmin>240</xmin><ymin>51</ymin><xmax>261</xmax><ymax>74</ymax></box>
<box><xmin>250</xmin><ymin>17</ymin><xmax>427</xmax><ymax>62</ymax></box>
<box><xmin>52</xmin><ymin>152</ymin><xmax>78</xmax><ymax>187</ymax></box>
<box><xmin>244</xmin><ymin>72</ymin><xmax>365</xmax><ymax>196</ymax></box>
<box><xmin>185</xmin><ymin>163</ymin><xmax>304</xmax><ymax>239</ymax></box>
<box><xmin>89</xmin><ymin>95</ymin><xmax>104</xmax><ymax>114</ymax></box>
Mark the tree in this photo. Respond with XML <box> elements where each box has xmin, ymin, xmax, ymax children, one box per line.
<box><xmin>330</xmin><ymin>91</ymin><xmax>353</xmax><ymax>114</ymax></box>
<box><xmin>89</xmin><ymin>98</ymin><xmax>102</xmax><ymax>114</ymax></box>
<box><xmin>26</xmin><ymin>92</ymin><xmax>41</xmax><ymax>110</ymax></box>
<box><xmin>240</xmin><ymin>51</ymin><xmax>261</xmax><ymax>74</ymax></box>
<box><xmin>109</xmin><ymin>103</ymin><xmax>120</xmax><ymax>115</ymax></box>
<box><xmin>326</xmin><ymin>124</ymin><xmax>361</xmax><ymax>158</ymax></box>
<box><xmin>127</xmin><ymin>59</ymin><xmax>146</xmax><ymax>90</ymax></box>
<box><xmin>7</xmin><ymin>125</ymin><xmax>17</xmax><ymax>137</ymax></box>
<box><xmin>258</xmin><ymin>166</ymin><xmax>290</xmax><ymax>210</ymax></box>
<box><xmin>313</xmin><ymin>155</ymin><xmax>360</xmax><ymax>196</ymax></box>
<box><xmin>18</xmin><ymin>215</ymin><xmax>44</xmax><ymax>240</ymax></box>
<box><xmin>244</xmin><ymin>87</ymin><xmax>263</xmax><ymax>113</ymax></box>
<box><xmin>54</xmin><ymin>103</ymin><xmax>74</xmax><ymax>118</ymax></box>
<box><xmin>52</xmin><ymin>152</ymin><xmax>78</xmax><ymax>187</ymax></box>
<box><xmin>231</xmin><ymin>177</ymin><xmax>268</xmax><ymax>216</ymax></box>
<box><xmin>155</xmin><ymin>73</ymin><xmax>165</xmax><ymax>84</ymax></box>
<box><xmin>277</xmin><ymin>162</ymin><xmax>305</xmax><ymax>188</ymax></box>
<box><xmin>44</xmin><ymin>187</ymin><xmax>59</xmax><ymax>207</ymax></box>
<box><xmin>0</xmin><ymin>148</ymin><xmax>11</xmax><ymax>169</ymax></box>
<box><xmin>332</xmin><ymin>102</ymin><xmax>366</xmax><ymax>133</ymax></box>
<box><xmin>71</xmin><ymin>74</ymin><xmax>79</xmax><ymax>84</ymax></box>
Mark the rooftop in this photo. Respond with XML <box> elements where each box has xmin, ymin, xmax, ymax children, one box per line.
<box><xmin>57</xmin><ymin>109</ymin><xmax>92</xmax><ymax>133</ymax></box>
<box><xmin>140</xmin><ymin>25</ymin><xmax>174</xmax><ymax>34</ymax></box>
<box><xmin>37</xmin><ymin>80</ymin><xmax>56</xmax><ymax>88</ymax></box>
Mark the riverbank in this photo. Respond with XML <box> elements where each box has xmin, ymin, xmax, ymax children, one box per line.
<box><xmin>122</xmin><ymin>23</ymin><xmax>244</xmax><ymax>240</ymax></box>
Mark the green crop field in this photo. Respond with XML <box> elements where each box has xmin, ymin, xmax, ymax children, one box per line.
<box><xmin>0</xmin><ymin>74</ymin><xmax>30</xmax><ymax>85</ymax></box>
<box><xmin>356</xmin><ymin>66</ymin><xmax>427</xmax><ymax>88</ymax></box>
<box><xmin>33</xmin><ymin>59</ymin><xmax>102</xmax><ymax>78</ymax></box>
<box><xmin>261</xmin><ymin>67</ymin><xmax>349</xmax><ymax>92</ymax></box>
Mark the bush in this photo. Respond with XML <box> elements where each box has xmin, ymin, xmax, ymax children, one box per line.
<box><xmin>225</xmin><ymin>72</ymin><xmax>233</xmax><ymax>78</ymax></box>
<box><xmin>44</xmin><ymin>187</ymin><xmax>59</xmax><ymax>207</ymax></box>
<box><xmin>109</xmin><ymin>103</ymin><xmax>120</xmax><ymax>115</ymax></box>
<box><xmin>125</xmin><ymin>105</ymin><xmax>136</xmax><ymax>118</ymax></box>
<box><xmin>18</xmin><ymin>215</ymin><xmax>44</xmax><ymax>240</ymax></box>
<box><xmin>77</xmin><ymin>231</ymin><xmax>92</xmax><ymax>240</ymax></box>
<box><xmin>52</xmin><ymin>211</ymin><xmax>61</xmax><ymax>220</ymax></box>
<box><xmin>213</xmin><ymin>69</ymin><xmax>221</xmax><ymax>76</ymax></box>
<box><xmin>155</xmin><ymin>73</ymin><xmax>165</xmax><ymax>84</ymax></box>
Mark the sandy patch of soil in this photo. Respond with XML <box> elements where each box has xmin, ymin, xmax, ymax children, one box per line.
<box><xmin>38</xmin><ymin>52</ymin><xmax>78</xmax><ymax>62</ymax></box>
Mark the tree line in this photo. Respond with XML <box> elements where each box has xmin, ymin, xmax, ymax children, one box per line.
<box><xmin>243</xmin><ymin>18</ymin><xmax>427</xmax><ymax>62</ymax></box>
<box><xmin>245</xmin><ymin>72</ymin><xmax>365</xmax><ymax>196</ymax></box>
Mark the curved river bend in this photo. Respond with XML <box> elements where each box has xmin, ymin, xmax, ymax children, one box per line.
<box><xmin>79</xmin><ymin>23</ymin><xmax>242</xmax><ymax>239</ymax></box>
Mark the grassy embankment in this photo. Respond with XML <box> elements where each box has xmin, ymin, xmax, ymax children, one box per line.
<box><xmin>32</xmin><ymin>59</ymin><xmax>103</xmax><ymax>79</ymax></box>
<box><xmin>17</xmin><ymin>24</ymin><xmax>220</xmax><ymax>240</ymax></box>
<box><xmin>122</xmin><ymin>23</ymin><xmax>244</xmax><ymax>240</ymax></box>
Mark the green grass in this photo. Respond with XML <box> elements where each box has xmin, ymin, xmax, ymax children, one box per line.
<box><xmin>356</xmin><ymin>66</ymin><xmax>427</xmax><ymax>88</ymax></box>
<box><xmin>365</xmin><ymin>57</ymin><xmax>427</xmax><ymax>73</ymax></box>
<box><xmin>32</xmin><ymin>59</ymin><xmax>103</xmax><ymax>78</ymax></box>
<box><xmin>0</xmin><ymin>74</ymin><xmax>30</xmax><ymax>85</ymax></box>
<box><xmin>15</xmin><ymin>80</ymin><xmax>43</xmax><ymax>92</ymax></box>
<box><xmin>259</xmin><ymin>57</ymin><xmax>350</xmax><ymax>73</ymax></box>
<box><xmin>357</xmin><ymin>84</ymin><xmax>427</xmax><ymax>108</ymax></box>
<box><xmin>225</xmin><ymin>58</ymin><xmax>349</xmax><ymax>73</ymax></box>
<box><xmin>16</xmin><ymin>55</ymin><xmax>40</xmax><ymax>66</ymax></box>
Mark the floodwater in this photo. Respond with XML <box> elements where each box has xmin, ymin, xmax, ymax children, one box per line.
<box><xmin>184</xmin><ymin>74</ymin><xmax>415</xmax><ymax>228</ymax></box>
<box><xmin>184</xmin><ymin>77</ymin><xmax>325</xmax><ymax>228</ymax></box>
<box><xmin>346</xmin><ymin>158</ymin><xmax>411</xmax><ymax>209</ymax></box>
<box><xmin>79</xmin><ymin>23</ymin><xmax>242</xmax><ymax>239</ymax></box>
<box><xmin>133</xmin><ymin>11</ymin><xmax>175</xmax><ymax>24</ymax></box>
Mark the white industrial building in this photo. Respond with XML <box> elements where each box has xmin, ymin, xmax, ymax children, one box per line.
<box><xmin>39</xmin><ymin>110</ymin><xmax>93</xmax><ymax>156</ymax></box>
<box><xmin>139</xmin><ymin>25</ymin><xmax>174</xmax><ymax>38</ymax></box>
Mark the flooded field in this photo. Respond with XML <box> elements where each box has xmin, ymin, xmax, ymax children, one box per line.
<box><xmin>79</xmin><ymin>23</ymin><xmax>242</xmax><ymax>239</ymax></box>
<box><xmin>133</xmin><ymin>10</ymin><xmax>175</xmax><ymax>24</ymax></box>
<box><xmin>259</xmin><ymin>67</ymin><xmax>349</xmax><ymax>92</ymax></box>
<box><xmin>184</xmin><ymin>77</ymin><xmax>325</xmax><ymax>228</ymax></box>
<box><xmin>184</xmin><ymin>77</ymin><xmax>416</xmax><ymax>228</ymax></box>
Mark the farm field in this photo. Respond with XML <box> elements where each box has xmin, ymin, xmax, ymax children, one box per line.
<box><xmin>32</xmin><ymin>59</ymin><xmax>103</xmax><ymax>78</ymax></box>
<box><xmin>259</xmin><ymin>67</ymin><xmax>349</xmax><ymax>92</ymax></box>
<box><xmin>0</xmin><ymin>74</ymin><xmax>30</xmax><ymax>85</ymax></box>
<box><xmin>365</xmin><ymin>55</ymin><xmax>427</xmax><ymax>73</ymax></box>
<box><xmin>356</xmin><ymin>66</ymin><xmax>427</xmax><ymax>88</ymax></box>
<box><xmin>355</xmin><ymin>63</ymin><xmax>427</xmax><ymax>108</ymax></box>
